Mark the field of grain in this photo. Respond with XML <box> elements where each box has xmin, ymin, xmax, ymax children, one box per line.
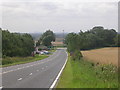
<box><xmin>81</xmin><ymin>47</ymin><xmax>118</xmax><ymax>66</ymax></box>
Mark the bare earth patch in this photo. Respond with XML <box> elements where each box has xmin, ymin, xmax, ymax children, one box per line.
<box><xmin>81</xmin><ymin>47</ymin><xmax>118</xmax><ymax>66</ymax></box>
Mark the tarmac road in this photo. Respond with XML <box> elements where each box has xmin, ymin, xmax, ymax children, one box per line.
<box><xmin>2</xmin><ymin>48</ymin><xmax>67</xmax><ymax>88</ymax></box>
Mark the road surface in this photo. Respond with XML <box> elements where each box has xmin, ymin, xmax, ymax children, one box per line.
<box><xmin>2</xmin><ymin>48</ymin><xmax>67</xmax><ymax>88</ymax></box>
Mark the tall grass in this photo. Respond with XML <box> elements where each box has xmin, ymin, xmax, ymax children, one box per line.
<box><xmin>2</xmin><ymin>54</ymin><xmax>48</xmax><ymax>67</ymax></box>
<box><xmin>56</xmin><ymin>54</ymin><xmax>118</xmax><ymax>88</ymax></box>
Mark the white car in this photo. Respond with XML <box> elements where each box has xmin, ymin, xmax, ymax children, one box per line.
<box><xmin>40</xmin><ymin>51</ymin><xmax>45</xmax><ymax>55</ymax></box>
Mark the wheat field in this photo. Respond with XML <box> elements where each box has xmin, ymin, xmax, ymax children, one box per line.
<box><xmin>81</xmin><ymin>47</ymin><xmax>118</xmax><ymax>66</ymax></box>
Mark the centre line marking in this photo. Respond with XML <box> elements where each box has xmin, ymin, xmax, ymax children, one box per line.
<box><xmin>29</xmin><ymin>73</ymin><xmax>33</xmax><ymax>75</ymax></box>
<box><xmin>18</xmin><ymin>78</ymin><xmax>22</xmax><ymax>81</ymax></box>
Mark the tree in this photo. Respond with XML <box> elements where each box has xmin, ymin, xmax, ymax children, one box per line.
<box><xmin>40</xmin><ymin>30</ymin><xmax>55</xmax><ymax>47</ymax></box>
<box><xmin>2</xmin><ymin>29</ymin><xmax>34</xmax><ymax>57</ymax></box>
<box><xmin>65</xmin><ymin>33</ymin><xmax>80</xmax><ymax>52</ymax></box>
<box><xmin>65</xmin><ymin>26</ymin><xmax>117</xmax><ymax>52</ymax></box>
<box><xmin>114</xmin><ymin>34</ymin><xmax>120</xmax><ymax>47</ymax></box>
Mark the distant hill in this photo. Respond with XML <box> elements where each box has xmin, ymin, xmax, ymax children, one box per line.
<box><xmin>29</xmin><ymin>33</ymin><xmax>42</xmax><ymax>40</ymax></box>
<box><xmin>29</xmin><ymin>32</ymin><xmax>68</xmax><ymax>41</ymax></box>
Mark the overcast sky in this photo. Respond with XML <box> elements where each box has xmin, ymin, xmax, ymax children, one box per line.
<box><xmin>0</xmin><ymin>0</ymin><xmax>119</xmax><ymax>33</ymax></box>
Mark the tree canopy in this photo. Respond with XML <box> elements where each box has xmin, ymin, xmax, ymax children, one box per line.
<box><xmin>2</xmin><ymin>29</ymin><xmax>34</xmax><ymax>57</ymax></box>
<box><xmin>38</xmin><ymin>30</ymin><xmax>55</xmax><ymax>47</ymax></box>
<box><xmin>65</xmin><ymin>26</ymin><xmax>118</xmax><ymax>52</ymax></box>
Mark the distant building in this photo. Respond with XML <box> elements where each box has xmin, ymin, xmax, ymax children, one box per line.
<box><xmin>37</xmin><ymin>45</ymin><xmax>48</xmax><ymax>50</ymax></box>
<box><xmin>51</xmin><ymin>41</ymin><xmax>63</xmax><ymax>46</ymax></box>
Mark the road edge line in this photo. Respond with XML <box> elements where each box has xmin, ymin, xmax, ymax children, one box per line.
<box><xmin>49</xmin><ymin>50</ymin><xmax>68</xmax><ymax>89</ymax></box>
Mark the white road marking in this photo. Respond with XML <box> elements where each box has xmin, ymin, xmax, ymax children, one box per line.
<box><xmin>17</xmin><ymin>68</ymin><xmax>20</xmax><ymax>70</ymax></box>
<box><xmin>29</xmin><ymin>73</ymin><xmax>33</xmax><ymax>75</ymax></box>
<box><xmin>18</xmin><ymin>78</ymin><xmax>22</xmax><ymax>81</ymax></box>
<box><xmin>18</xmin><ymin>68</ymin><xmax>21</xmax><ymax>70</ymax></box>
<box><xmin>37</xmin><ymin>70</ymin><xmax>39</xmax><ymax>72</ymax></box>
<box><xmin>50</xmin><ymin>51</ymin><xmax>68</xmax><ymax>89</ymax></box>
<box><xmin>30</xmin><ymin>65</ymin><xmax>33</xmax><ymax>67</ymax></box>
<box><xmin>0</xmin><ymin>86</ymin><xmax>2</xmax><ymax>89</ymax></box>
<box><xmin>2</xmin><ymin>52</ymin><xmax>56</xmax><ymax>75</ymax></box>
<box><xmin>26</xmin><ymin>66</ymin><xmax>30</xmax><ymax>68</ymax></box>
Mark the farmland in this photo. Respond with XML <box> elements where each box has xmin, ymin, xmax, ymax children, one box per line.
<box><xmin>56</xmin><ymin>53</ymin><xmax>118</xmax><ymax>88</ymax></box>
<box><xmin>81</xmin><ymin>47</ymin><xmax>118</xmax><ymax>66</ymax></box>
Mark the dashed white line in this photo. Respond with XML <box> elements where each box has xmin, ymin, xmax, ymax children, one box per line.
<box><xmin>29</xmin><ymin>73</ymin><xmax>33</xmax><ymax>75</ymax></box>
<box><xmin>37</xmin><ymin>70</ymin><xmax>39</xmax><ymax>72</ymax></box>
<box><xmin>2</xmin><ymin>54</ymin><xmax>54</xmax><ymax>75</ymax></box>
<box><xmin>17</xmin><ymin>68</ymin><xmax>21</xmax><ymax>70</ymax></box>
<box><xmin>18</xmin><ymin>78</ymin><xmax>22</xmax><ymax>81</ymax></box>
<box><xmin>26</xmin><ymin>66</ymin><xmax>30</xmax><ymax>68</ymax></box>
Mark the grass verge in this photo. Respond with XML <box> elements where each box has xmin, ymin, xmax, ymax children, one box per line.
<box><xmin>56</xmin><ymin>54</ymin><xmax>118</xmax><ymax>88</ymax></box>
<box><xmin>2</xmin><ymin>54</ymin><xmax>48</xmax><ymax>67</ymax></box>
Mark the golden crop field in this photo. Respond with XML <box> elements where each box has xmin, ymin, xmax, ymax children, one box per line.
<box><xmin>81</xmin><ymin>47</ymin><xmax>118</xmax><ymax>66</ymax></box>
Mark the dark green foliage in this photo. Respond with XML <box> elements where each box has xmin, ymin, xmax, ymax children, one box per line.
<box><xmin>114</xmin><ymin>34</ymin><xmax>120</xmax><ymax>47</ymax></box>
<box><xmin>65</xmin><ymin>33</ymin><xmax>80</xmax><ymax>52</ymax></box>
<box><xmin>71</xmin><ymin>50</ymin><xmax>83</xmax><ymax>60</ymax></box>
<box><xmin>65</xmin><ymin>26</ymin><xmax>117</xmax><ymax>52</ymax></box>
<box><xmin>39</xmin><ymin>30</ymin><xmax>55</xmax><ymax>47</ymax></box>
<box><xmin>2</xmin><ymin>29</ymin><xmax>34</xmax><ymax>57</ymax></box>
<box><xmin>0</xmin><ymin>28</ymin><xmax>2</xmax><ymax>58</ymax></box>
<box><xmin>36</xmin><ymin>40</ymin><xmax>41</xmax><ymax>46</ymax></box>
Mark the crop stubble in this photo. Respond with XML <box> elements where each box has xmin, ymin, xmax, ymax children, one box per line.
<box><xmin>81</xmin><ymin>47</ymin><xmax>118</xmax><ymax>66</ymax></box>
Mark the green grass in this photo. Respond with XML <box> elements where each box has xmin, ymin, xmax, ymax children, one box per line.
<box><xmin>2</xmin><ymin>54</ymin><xmax>48</xmax><ymax>67</ymax></box>
<box><xmin>2</xmin><ymin>49</ymin><xmax>57</xmax><ymax>67</ymax></box>
<box><xmin>49</xmin><ymin>49</ymin><xmax>56</xmax><ymax>52</ymax></box>
<box><xmin>56</xmin><ymin>54</ymin><xmax>118</xmax><ymax>88</ymax></box>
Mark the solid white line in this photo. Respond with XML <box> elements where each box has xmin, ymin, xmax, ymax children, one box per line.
<box><xmin>18</xmin><ymin>78</ymin><xmax>22</xmax><ymax>81</ymax></box>
<box><xmin>50</xmin><ymin>50</ymin><xmax>68</xmax><ymax>89</ymax></box>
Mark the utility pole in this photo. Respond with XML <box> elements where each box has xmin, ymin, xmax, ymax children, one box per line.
<box><xmin>63</xmin><ymin>30</ymin><xmax>64</xmax><ymax>47</ymax></box>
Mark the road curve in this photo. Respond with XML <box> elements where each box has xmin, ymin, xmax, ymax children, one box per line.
<box><xmin>2</xmin><ymin>48</ymin><xmax>67</xmax><ymax>88</ymax></box>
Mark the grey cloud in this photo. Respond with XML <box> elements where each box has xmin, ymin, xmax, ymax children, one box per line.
<box><xmin>1</xmin><ymin>1</ymin><xmax>118</xmax><ymax>33</ymax></box>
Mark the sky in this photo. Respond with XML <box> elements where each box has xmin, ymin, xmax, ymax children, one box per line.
<box><xmin>0</xmin><ymin>0</ymin><xmax>119</xmax><ymax>33</ymax></box>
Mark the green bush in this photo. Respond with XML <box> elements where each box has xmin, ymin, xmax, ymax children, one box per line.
<box><xmin>2</xmin><ymin>58</ymin><xmax>14</xmax><ymax>65</ymax></box>
<box><xmin>71</xmin><ymin>50</ymin><xmax>83</xmax><ymax>60</ymax></box>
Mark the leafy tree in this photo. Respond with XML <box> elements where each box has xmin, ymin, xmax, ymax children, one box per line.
<box><xmin>114</xmin><ymin>34</ymin><xmax>120</xmax><ymax>47</ymax></box>
<box><xmin>40</xmin><ymin>30</ymin><xmax>55</xmax><ymax>47</ymax></box>
<box><xmin>2</xmin><ymin>29</ymin><xmax>34</xmax><ymax>57</ymax></box>
<box><xmin>65</xmin><ymin>26</ymin><xmax>117</xmax><ymax>61</ymax></box>
<box><xmin>65</xmin><ymin>33</ymin><xmax>80</xmax><ymax>52</ymax></box>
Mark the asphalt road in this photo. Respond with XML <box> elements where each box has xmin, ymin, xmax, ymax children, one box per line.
<box><xmin>2</xmin><ymin>48</ymin><xmax>67</xmax><ymax>88</ymax></box>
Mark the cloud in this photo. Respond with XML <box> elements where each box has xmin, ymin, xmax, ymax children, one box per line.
<box><xmin>1</xmin><ymin>1</ymin><xmax>118</xmax><ymax>33</ymax></box>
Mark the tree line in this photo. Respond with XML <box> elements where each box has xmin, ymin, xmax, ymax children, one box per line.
<box><xmin>2</xmin><ymin>28</ymin><xmax>34</xmax><ymax>57</ymax></box>
<box><xmin>65</xmin><ymin>26</ymin><xmax>119</xmax><ymax>60</ymax></box>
